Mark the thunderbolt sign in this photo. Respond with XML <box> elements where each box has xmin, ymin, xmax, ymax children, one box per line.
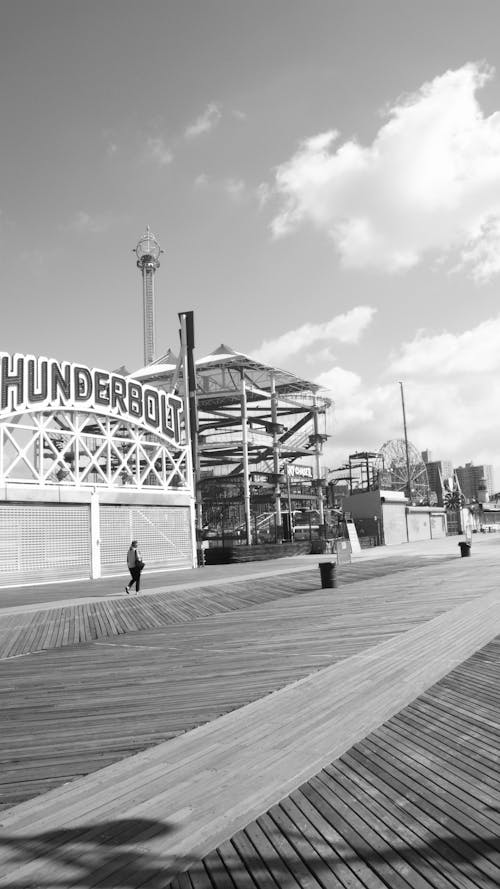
<box><xmin>0</xmin><ymin>353</ymin><xmax>183</xmax><ymax>446</ymax></box>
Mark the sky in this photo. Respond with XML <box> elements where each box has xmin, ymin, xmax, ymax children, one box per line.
<box><xmin>1</xmin><ymin>0</ymin><xmax>500</xmax><ymax>485</ymax></box>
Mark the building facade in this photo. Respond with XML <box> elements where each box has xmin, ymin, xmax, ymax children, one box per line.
<box><xmin>341</xmin><ymin>489</ymin><xmax>447</xmax><ymax>546</ymax></box>
<box><xmin>421</xmin><ymin>456</ymin><xmax>454</xmax><ymax>506</ymax></box>
<box><xmin>455</xmin><ymin>462</ymin><xmax>495</xmax><ymax>502</ymax></box>
<box><xmin>0</xmin><ymin>352</ymin><xmax>196</xmax><ymax>587</ymax></box>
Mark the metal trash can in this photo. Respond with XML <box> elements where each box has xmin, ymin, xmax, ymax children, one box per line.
<box><xmin>458</xmin><ymin>542</ymin><xmax>471</xmax><ymax>557</ymax></box>
<box><xmin>319</xmin><ymin>561</ymin><xmax>337</xmax><ymax>588</ymax></box>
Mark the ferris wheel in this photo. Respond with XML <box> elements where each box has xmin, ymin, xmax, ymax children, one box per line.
<box><xmin>374</xmin><ymin>438</ymin><xmax>430</xmax><ymax>503</ymax></box>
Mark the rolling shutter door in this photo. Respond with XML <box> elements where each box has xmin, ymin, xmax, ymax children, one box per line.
<box><xmin>407</xmin><ymin>511</ymin><xmax>430</xmax><ymax>541</ymax></box>
<box><xmin>430</xmin><ymin>513</ymin><xmax>446</xmax><ymax>538</ymax></box>
<box><xmin>381</xmin><ymin>502</ymin><xmax>407</xmax><ymax>545</ymax></box>
<box><xmin>100</xmin><ymin>505</ymin><xmax>193</xmax><ymax>575</ymax></box>
<box><xmin>0</xmin><ymin>503</ymin><xmax>91</xmax><ymax>587</ymax></box>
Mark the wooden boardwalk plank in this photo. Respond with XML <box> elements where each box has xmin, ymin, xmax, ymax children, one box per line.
<box><xmin>0</xmin><ymin>548</ymin><xmax>499</xmax><ymax>887</ymax></box>
<box><xmin>1</xmin><ymin>573</ymin><xmax>500</xmax><ymax>886</ymax></box>
<box><xmin>0</xmin><ymin>553</ymin><xmax>458</xmax><ymax>660</ymax></box>
<box><xmin>174</xmin><ymin>633</ymin><xmax>500</xmax><ymax>889</ymax></box>
<box><xmin>0</xmin><ymin>556</ymin><xmax>499</xmax><ymax>813</ymax></box>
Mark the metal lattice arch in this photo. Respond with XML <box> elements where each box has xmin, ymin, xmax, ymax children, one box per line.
<box><xmin>374</xmin><ymin>438</ymin><xmax>431</xmax><ymax>503</ymax></box>
<box><xmin>0</xmin><ymin>408</ymin><xmax>190</xmax><ymax>490</ymax></box>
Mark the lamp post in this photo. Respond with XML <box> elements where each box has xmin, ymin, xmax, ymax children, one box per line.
<box><xmin>398</xmin><ymin>381</ymin><xmax>412</xmax><ymax>502</ymax></box>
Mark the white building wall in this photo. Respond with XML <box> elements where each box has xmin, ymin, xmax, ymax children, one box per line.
<box><xmin>0</xmin><ymin>485</ymin><xmax>195</xmax><ymax>588</ymax></box>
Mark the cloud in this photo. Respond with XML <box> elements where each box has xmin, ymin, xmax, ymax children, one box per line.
<box><xmin>317</xmin><ymin>315</ymin><xmax>500</xmax><ymax>473</ymax></box>
<box><xmin>306</xmin><ymin>346</ymin><xmax>337</xmax><ymax>364</ymax></box>
<box><xmin>193</xmin><ymin>174</ymin><xmax>247</xmax><ymax>201</ymax></box>
<box><xmin>185</xmin><ymin>103</ymin><xmax>222</xmax><ymax>139</ymax></box>
<box><xmin>144</xmin><ymin>137</ymin><xmax>173</xmax><ymax>166</ymax></box>
<box><xmin>271</xmin><ymin>62</ymin><xmax>500</xmax><ymax>281</ymax></box>
<box><xmin>67</xmin><ymin>211</ymin><xmax>111</xmax><ymax>234</ymax></box>
<box><xmin>387</xmin><ymin>314</ymin><xmax>500</xmax><ymax>376</ymax></box>
<box><xmin>252</xmin><ymin>306</ymin><xmax>376</xmax><ymax>365</ymax></box>
<box><xmin>102</xmin><ymin>128</ymin><xmax>118</xmax><ymax>158</ymax></box>
<box><xmin>194</xmin><ymin>173</ymin><xmax>209</xmax><ymax>188</ymax></box>
<box><xmin>223</xmin><ymin>178</ymin><xmax>246</xmax><ymax>200</ymax></box>
<box><xmin>256</xmin><ymin>182</ymin><xmax>272</xmax><ymax>208</ymax></box>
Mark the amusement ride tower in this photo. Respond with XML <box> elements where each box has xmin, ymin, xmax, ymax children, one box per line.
<box><xmin>134</xmin><ymin>226</ymin><xmax>163</xmax><ymax>366</ymax></box>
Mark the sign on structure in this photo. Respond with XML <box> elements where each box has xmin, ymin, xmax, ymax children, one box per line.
<box><xmin>0</xmin><ymin>353</ymin><xmax>188</xmax><ymax>490</ymax></box>
<box><xmin>285</xmin><ymin>464</ymin><xmax>314</xmax><ymax>480</ymax></box>
<box><xmin>0</xmin><ymin>353</ymin><xmax>196</xmax><ymax>585</ymax></box>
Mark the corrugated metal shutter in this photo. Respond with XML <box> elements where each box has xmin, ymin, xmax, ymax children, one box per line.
<box><xmin>100</xmin><ymin>505</ymin><xmax>193</xmax><ymax>575</ymax></box>
<box><xmin>381</xmin><ymin>502</ymin><xmax>407</xmax><ymax>545</ymax></box>
<box><xmin>0</xmin><ymin>503</ymin><xmax>91</xmax><ymax>587</ymax></box>
<box><xmin>407</xmin><ymin>511</ymin><xmax>431</xmax><ymax>542</ymax></box>
<box><xmin>430</xmin><ymin>513</ymin><xmax>446</xmax><ymax>538</ymax></box>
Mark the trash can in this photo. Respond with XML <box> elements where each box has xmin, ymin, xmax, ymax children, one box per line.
<box><xmin>458</xmin><ymin>542</ymin><xmax>471</xmax><ymax>557</ymax></box>
<box><xmin>319</xmin><ymin>561</ymin><xmax>337</xmax><ymax>588</ymax></box>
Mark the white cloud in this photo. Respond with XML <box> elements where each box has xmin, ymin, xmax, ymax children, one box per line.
<box><xmin>456</xmin><ymin>217</ymin><xmax>500</xmax><ymax>281</ymax></box>
<box><xmin>185</xmin><ymin>103</ymin><xmax>222</xmax><ymax>139</ymax></box>
<box><xmin>67</xmin><ymin>211</ymin><xmax>110</xmax><ymax>234</ymax></box>
<box><xmin>102</xmin><ymin>128</ymin><xmax>118</xmax><ymax>158</ymax></box>
<box><xmin>317</xmin><ymin>367</ymin><xmax>393</xmax><ymax>441</ymax></box>
<box><xmin>271</xmin><ymin>62</ymin><xmax>500</xmax><ymax>281</ymax></box>
<box><xmin>193</xmin><ymin>174</ymin><xmax>247</xmax><ymax>201</ymax></box>
<box><xmin>223</xmin><ymin>178</ymin><xmax>246</xmax><ymax>200</ymax></box>
<box><xmin>317</xmin><ymin>315</ymin><xmax>500</xmax><ymax>473</ymax></box>
<box><xmin>387</xmin><ymin>314</ymin><xmax>500</xmax><ymax>376</ymax></box>
<box><xmin>256</xmin><ymin>182</ymin><xmax>272</xmax><ymax>208</ymax></box>
<box><xmin>144</xmin><ymin>137</ymin><xmax>173</xmax><ymax>166</ymax></box>
<box><xmin>252</xmin><ymin>306</ymin><xmax>376</xmax><ymax>365</ymax></box>
<box><xmin>306</xmin><ymin>346</ymin><xmax>337</xmax><ymax>364</ymax></box>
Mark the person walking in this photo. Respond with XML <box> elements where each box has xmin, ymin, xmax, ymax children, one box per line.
<box><xmin>125</xmin><ymin>539</ymin><xmax>144</xmax><ymax>594</ymax></box>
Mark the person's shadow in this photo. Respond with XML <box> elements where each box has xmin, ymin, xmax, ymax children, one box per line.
<box><xmin>0</xmin><ymin>817</ymin><xmax>183</xmax><ymax>888</ymax></box>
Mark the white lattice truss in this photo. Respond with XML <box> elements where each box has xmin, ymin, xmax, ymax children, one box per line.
<box><xmin>0</xmin><ymin>409</ymin><xmax>191</xmax><ymax>491</ymax></box>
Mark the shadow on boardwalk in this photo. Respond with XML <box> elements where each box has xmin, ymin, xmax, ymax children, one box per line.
<box><xmin>1</xmin><ymin>815</ymin><xmax>500</xmax><ymax>888</ymax></box>
<box><xmin>0</xmin><ymin>818</ymin><xmax>183</xmax><ymax>888</ymax></box>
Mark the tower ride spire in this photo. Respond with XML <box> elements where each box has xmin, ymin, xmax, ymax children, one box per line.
<box><xmin>134</xmin><ymin>226</ymin><xmax>162</xmax><ymax>366</ymax></box>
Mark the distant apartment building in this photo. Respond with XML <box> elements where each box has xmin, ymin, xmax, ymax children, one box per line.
<box><xmin>421</xmin><ymin>452</ymin><xmax>454</xmax><ymax>506</ymax></box>
<box><xmin>455</xmin><ymin>462</ymin><xmax>494</xmax><ymax>502</ymax></box>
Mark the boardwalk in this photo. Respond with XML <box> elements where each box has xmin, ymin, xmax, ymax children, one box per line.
<box><xmin>0</xmin><ymin>536</ymin><xmax>499</xmax><ymax>887</ymax></box>
<box><xmin>0</xmin><ymin>551</ymin><xmax>457</xmax><ymax>660</ymax></box>
<box><xmin>177</xmin><ymin>635</ymin><xmax>500</xmax><ymax>889</ymax></box>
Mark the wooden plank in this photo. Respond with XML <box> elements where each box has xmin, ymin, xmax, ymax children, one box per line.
<box><xmin>276</xmin><ymin>793</ymin><xmax>385</xmax><ymax>889</ymax></box>
<box><xmin>176</xmin><ymin>631</ymin><xmax>500</xmax><ymax>889</ymax></box>
<box><xmin>0</xmin><ymin>560</ymin><xmax>499</xmax><ymax>809</ymax></box>
<box><xmin>0</xmin><ymin>552</ymin><xmax>463</xmax><ymax>660</ymax></box>
<box><xmin>313</xmin><ymin>767</ymin><xmax>478</xmax><ymax>889</ymax></box>
<box><xmin>0</xmin><ymin>580</ymin><xmax>500</xmax><ymax>856</ymax></box>
<box><xmin>332</xmin><ymin>753</ymin><xmax>500</xmax><ymax>886</ymax></box>
<box><xmin>300</xmin><ymin>777</ymin><xmax>429</xmax><ymax>889</ymax></box>
<box><xmin>1</xmin><ymin>551</ymin><xmax>500</xmax><ymax>887</ymax></box>
<box><xmin>239</xmin><ymin>820</ymin><xmax>306</xmax><ymax>889</ymax></box>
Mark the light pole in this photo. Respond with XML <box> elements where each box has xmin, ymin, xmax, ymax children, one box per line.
<box><xmin>398</xmin><ymin>381</ymin><xmax>412</xmax><ymax>501</ymax></box>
